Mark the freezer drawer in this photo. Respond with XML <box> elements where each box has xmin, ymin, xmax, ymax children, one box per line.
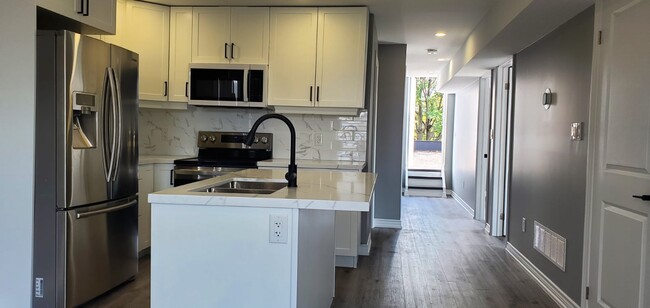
<box><xmin>59</xmin><ymin>197</ymin><xmax>138</xmax><ymax>307</ymax></box>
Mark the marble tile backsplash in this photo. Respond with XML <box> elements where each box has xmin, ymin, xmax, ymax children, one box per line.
<box><xmin>138</xmin><ymin>107</ymin><xmax>368</xmax><ymax>162</ymax></box>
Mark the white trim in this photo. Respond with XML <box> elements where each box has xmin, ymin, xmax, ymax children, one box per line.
<box><xmin>582</xmin><ymin>2</ymin><xmax>604</xmax><ymax>306</ymax></box>
<box><xmin>373</xmin><ymin>218</ymin><xmax>402</xmax><ymax>229</ymax></box>
<box><xmin>506</xmin><ymin>243</ymin><xmax>579</xmax><ymax>308</ymax></box>
<box><xmin>450</xmin><ymin>190</ymin><xmax>475</xmax><ymax>217</ymax></box>
<box><xmin>358</xmin><ymin>233</ymin><xmax>372</xmax><ymax>256</ymax></box>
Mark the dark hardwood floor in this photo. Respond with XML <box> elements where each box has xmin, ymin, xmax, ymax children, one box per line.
<box><xmin>83</xmin><ymin>196</ymin><xmax>558</xmax><ymax>308</ymax></box>
<box><xmin>331</xmin><ymin>197</ymin><xmax>558</xmax><ymax>308</ymax></box>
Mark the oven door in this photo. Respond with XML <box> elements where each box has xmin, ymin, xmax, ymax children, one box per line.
<box><xmin>173</xmin><ymin>166</ymin><xmax>246</xmax><ymax>187</ymax></box>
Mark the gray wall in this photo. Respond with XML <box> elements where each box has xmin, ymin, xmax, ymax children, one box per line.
<box><xmin>374</xmin><ymin>44</ymin><xmax>407</xmax><ymax>221</ymax></box>
<box><xmin>508</xmin><ymin>7</ymin><xmax>594</xmax><ymax>303</ymax></box>
<box><xmin>0</xmin><ymin>0</ymin><xmax>36</xmax><ymax>306</ymax></box>
<box><xmin>451</xmin><ymin>80</ymin><xmax>480</xmax><ymax>211</ymax></box>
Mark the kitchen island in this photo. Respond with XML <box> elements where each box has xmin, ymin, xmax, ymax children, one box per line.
<box><xmin>148</xmin><ymin>169</ymin><xmax>376</xmax><ymax>308</ymax></box>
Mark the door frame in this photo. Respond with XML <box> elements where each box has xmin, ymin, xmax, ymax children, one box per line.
<box><xmin>475</xmin><ymin>73</ymin><xmax>492</xmax><ymax>223</ymax></box>
<box><xmin>488</xmin><ymin>59</ymin><xmax>513</xmax><ymax>237</ymax></box>
<box><xmin>580</xmin><ymin>1</ymin><xmax>604</xmax><ymax>306</ymax></box>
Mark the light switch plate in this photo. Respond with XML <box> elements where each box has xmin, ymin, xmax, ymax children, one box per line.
<box><xmin>571</xmin><ymin>122</ymin><xmax>583</xmax><ymax>141</ymax></box>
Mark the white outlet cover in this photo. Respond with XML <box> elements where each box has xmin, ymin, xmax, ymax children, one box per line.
<box><xmin>269</xmin><ymin>214</ymin><xmax>288</xmax><ymax>244</ymax></box>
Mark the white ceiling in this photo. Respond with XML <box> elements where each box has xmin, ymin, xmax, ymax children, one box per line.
<box><xmin>147</xmin><ymin>0</ymin><xmax>500</xmax><ymax>77</ymax></box>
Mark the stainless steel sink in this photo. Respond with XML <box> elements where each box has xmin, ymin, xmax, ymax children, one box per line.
<box><xmin>197</xmin><ymin>178</ymin><xmax>287</xmax><ymax>194</ymax></box>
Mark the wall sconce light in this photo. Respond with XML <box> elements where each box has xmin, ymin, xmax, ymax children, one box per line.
<box><xmin>542</xmin><ymin>88</ymin><xmax>552</xmax><ymax>110</ymax></box>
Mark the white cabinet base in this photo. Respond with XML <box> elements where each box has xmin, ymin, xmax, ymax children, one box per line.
<box><xmin>151</xmin><ymin>203</ymin><xmax>335</xmax><ymax>308</ymax></box>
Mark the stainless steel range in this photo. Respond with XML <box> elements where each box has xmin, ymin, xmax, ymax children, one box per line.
<box><xmin>173</xmin><ymin>131</ymin><xmax>273</xmax><ymax>186</ymax></box>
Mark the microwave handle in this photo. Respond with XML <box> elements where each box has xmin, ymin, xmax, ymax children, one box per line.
<box><xmin>246</xmin><ymin>69</ymin><xmax>251</xmax><ymax>102</ymax></box>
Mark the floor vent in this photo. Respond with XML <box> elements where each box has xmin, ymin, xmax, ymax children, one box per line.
<box><xmin>533</xmin><ymin>221</ymin><xmax>566</xmax><ymax>271</ymax></box>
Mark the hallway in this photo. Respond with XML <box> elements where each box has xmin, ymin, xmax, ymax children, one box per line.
<box><xmin>331</xmin><ymin>197</ymin><xmax>558</xmax><ymax>307</ymax></box>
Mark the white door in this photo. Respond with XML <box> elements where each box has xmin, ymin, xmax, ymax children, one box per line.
<box><xmin>169</xmin><ymin>7</ymin><xmax>192</xmax><ymax>102</ymax></box>
<box><xmin>192</xmin><ymin>7</ymin><xmax>231</xmax><ymax>64</ymax></box>
<box><xmin>230</xmin><ymin>7</ymin><xmax>269</xmax><ymax>64</ymax></box>
<box><xmin>588</xmin><ymin>0</ymin><xmax>650</xmax><ymax>307</ymax></box>
<box><xmin>315</xmin><ymin>7</ymin><xmax>368</xmax><ymax>108</ymax></box>
<box><xmin>268</xmin><ymin>7</ymin><xmax>318</xmax><ymax>107</ymax></box>
<box><xmin>124</xmin><ymin>1</ymin><xmax>169</xmax><ymax>101</ymax></box>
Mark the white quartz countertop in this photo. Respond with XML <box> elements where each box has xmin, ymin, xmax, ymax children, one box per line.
<box><xmin>257</xmin><ymin>159</ymin><xmax>366</xmax><ymax>171</ymax></box>
<box><xmin>148</xmin><ymin>169</ymin><xmax>376</xmax><ymax>211</ymax></box>
<box><xmin>139</xmin><ymin>155</ymin><xmax>193</xmax><ymax>165</ymax></box>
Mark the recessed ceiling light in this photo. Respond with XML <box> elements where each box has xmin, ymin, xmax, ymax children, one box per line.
<box><xmin>437</xmin><ymin>58</ymin><xmax>449</xmax><ymax>62</ymax></box>
<box><xmin>435</xmin><ymin>32</ymin><xmax>447</xmax><ymax>37</ymax></box>
<box><xmin>426</xmin><ymin>49</ymin><xmax>438</xmax><ymax>55</ymax></box>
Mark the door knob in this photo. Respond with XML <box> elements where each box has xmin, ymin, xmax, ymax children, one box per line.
<box><xmin>632</xmin><ymin>195</ymin><xmax>650</xmax><ymax>201</ymax></box>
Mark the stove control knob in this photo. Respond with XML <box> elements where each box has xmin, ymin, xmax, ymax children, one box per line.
<box><xmin>261</xmin><ymin>136</ymin><xmax>269</xmax><ymax>144</ymax></box>
<box><xmin>200</xmin><ymin>135</ymin><xmax>208</xmax><ymax>142</ymax></box>
<box><xmin>254</xmin><ymin>136</ymin><xmax>260</xmax><ymax>144</ymax></box>
<box><xmin>209</xmin><ymin>135</ymin><xmax>217</xmax><ymax>143</ymax></box>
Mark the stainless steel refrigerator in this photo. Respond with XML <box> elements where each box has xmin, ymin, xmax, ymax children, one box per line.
<box><xmin>33</xmin><ymin>30</ymin><xmax>139</xmax><ymax>308</ymax></box>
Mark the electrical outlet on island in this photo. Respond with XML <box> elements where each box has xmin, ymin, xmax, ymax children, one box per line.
<box><xmin>269</xmin><ymin>214</ymin><xmax>288</xmax><ymax>244</ymax></box>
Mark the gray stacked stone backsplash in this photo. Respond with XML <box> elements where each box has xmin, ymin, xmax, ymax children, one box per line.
<box><xmin>138</xmin><ymin>107</ymin><xmax>368</xmax><ymax>162</ymax></box>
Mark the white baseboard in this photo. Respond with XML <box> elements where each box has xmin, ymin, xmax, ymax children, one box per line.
<box><xmin>373</xmin><ymin>218</ymin><xmax>402</xmax><ymax>229</ymax></box>
<box><xmin>505</xmin><ymin>243</ymin><xmax>579</xmax><ymax>308</ymax></box>
<box><xmin>358</xmin><ymin>233</ymin><xmax>372</xmax><ymax>256</ymax></box>
<box><xmin>450</xmin><ymin>190</ymin><xmax>475</xmax><ymax>217</ymax></box>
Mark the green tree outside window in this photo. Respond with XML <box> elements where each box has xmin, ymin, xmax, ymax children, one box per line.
<box><xmin>414</xmin><ymin>77</ymin><xmax>443</xmax><ymax>141</ymax></box>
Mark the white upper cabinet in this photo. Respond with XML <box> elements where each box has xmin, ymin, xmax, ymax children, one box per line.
<box><xmin>268</xmin><ymin>8</ymin><xmax>319</xmax><ymax>107</ymax></box>
<box><xmin>316</xmin><ymin>7</ymin><xmax>368</xmax><ymax>108</ymax></box>
<box><xmin>169</xmin><ymin>7</ymin><xmax>193</xmax><ymax>102</ymax></box>
<box><xmin>192</xmin><ymin>7</ymin><xmax>231</xmax><ymax>64</ymax></box>
<box><xmin>38</xmin><ymin>0</ymin><xmax>116</xmax><ymax>34</ymax></box>
<box><xmin>230</xmin><ymin>7</ymin><xmax>270</xmax><ymax>64</ymax></box>
<box><xmin>268</xmin><ymin>7</ymin><xmax>368</xmax><ymax>110</ymax></box>
<box><xmin>99</xmin><ymin>0</ymin><xmax>126</xmax><ymax>46</ymax></box>
<box><xmin>124</xmin><ymin>1</ymin><xmax>170</xmax><ymax>101</ymax></box>
<box><xmin>192</xmin><ymin>7</ymin><xmax>269</xmax><ymax>64</ymax></box>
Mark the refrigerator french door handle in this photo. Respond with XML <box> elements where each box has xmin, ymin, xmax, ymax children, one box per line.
<box><xmin>76</xmin><ymin>199</ymin><xmax>137</xmax><ymax>219</ymax></box>
<box><xmin>110</xmin><ymin>68</ymin><xmax>122</xmax><ymax>182</ymax></box>
<box><xmin>102</xmin><ymin>68</ymin><xmax>113</xmax><ymax>182</ymax></box>
<box><xmin>107</xmin><ymin>68</ymin><xmax>119</xmax><ymax>182</ymax></box>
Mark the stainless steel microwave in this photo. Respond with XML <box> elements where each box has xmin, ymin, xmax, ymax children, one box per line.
<box><xmin>188</xmin><ymin>64</ymin><xmax>267</xmax><ymax>107</ymax></box>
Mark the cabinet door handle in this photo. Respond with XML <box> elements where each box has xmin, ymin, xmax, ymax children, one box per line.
<box><xmin>185</xmin><ymin>82</ymin><xmax>189</xmax><ymax>97</ymax></box>
<box><xmin>231</xmin><ymin>43</ymin><xmax>235</xmax><ymax>59</ymax></box>
<box><xmin>309</xmin><ymin>86</ymin><xmax>313</xmax><ymax>102</ymax></box>
<box><xmin>163</xmin><ymin>81</ymin><xmax>168</xmax><ymax>97</ymax></box>
<box><xmin>633</xmin><ymin>195</ymin><xmax>650</xmax><ymax>201</ymax></box>
<box><xmin>83</xmin><ymin>0</ymin><xmax>89</xmax><ymax>16</ymax></box>
<box><xmin>224</xmin><ymin>43</ymin><xmax>229</xmax><ymax>59</ymax></box>
<box><xmin>170</xmin><ymin>169</ymin><xmax>175</xmax><ymax>186</ymax></box>
<box><xmin>316</xmin><ymin>86</ymin><xmax>320</xmax><ymax>102</ymax></box>
<box><xmin>77</xmin><ymin>0</ymin><xmax>84</xmax><ymax>14</ymax></box>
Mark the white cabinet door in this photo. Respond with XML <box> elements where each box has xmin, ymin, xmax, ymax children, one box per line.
<box><xmin>315</xmin><ymin>7</ymin><xmax>367</xmax><ymax>108</ymax></box>
<box><xmin>124</xmin><ymin>1</ymin><xmax>169</xmax><ymax>101</ymax></box>
<box><xmin>192</xmin><ymin>7</ymin><xmax>231</xmax><ymax>64</ymax></box>
<box><xmin>138</xmin><ymin>164</ymin><xmax>154</xmax><ymax>252</ymax></box>
<box><xmin>268</xmin><ymin>8</ymin><xmax>318</xmax><ymax>107</ymax></box>
<box><xmin>37</xmin><ymin>0</ymin><xmax>116</xmax><ymax>33</ymax></box>
<box><xmin>81</xmin><ymin>0</ymin><xmax>116</xmax><ymax>34</ymax></box>
<box><xmin>230</xmin><ymin>7</ymin><xmax>269</xmax><ymax>64</ymax></box>
<box><xmin>100</xmin><ymin>0</ymin><xmax>126</xmax><ymax>46</ymax></box>
<box><xmin>169</xmin><ymin>7</ymin><xmax>193</xmax><ymax>102</ymax></box>
<box><xmin>154</xmin><ymin>163</ymin><xmax>175</xmax><ymax>191</ymax></box>
<box><xmin>334</xmin><ymin>211</ymin><xmax>360</xmax><ymax>256</ymax></box>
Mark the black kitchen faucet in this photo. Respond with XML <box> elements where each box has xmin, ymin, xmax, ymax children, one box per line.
<box><xmin>244</xmin><ymin>113</ymin><xmax>298</xmax><ymax>187</ymax></box>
